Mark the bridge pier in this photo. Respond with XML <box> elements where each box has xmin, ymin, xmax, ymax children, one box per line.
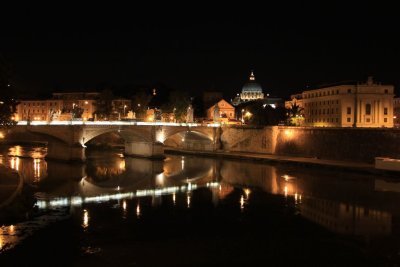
<box><xmin>124</xmin><ymin>141</ymin><xmax>165</xmax><ymax>159</ymax></box>
<box><xmin>46</xmin><ymin>142</ymin><xmax>86</xmax><ymax>162</ymax></box>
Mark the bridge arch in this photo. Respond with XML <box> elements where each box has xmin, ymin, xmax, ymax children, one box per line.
<box><xmin>82</xmin><ymin>127</ymin><xmax>153</xmax><ymax>144</ymax></box>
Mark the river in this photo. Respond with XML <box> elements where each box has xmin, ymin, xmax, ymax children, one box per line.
<box><xmin>0</xmin><ymin>144</ymin><xmax>399</xmax><ymax>266</ymax></box>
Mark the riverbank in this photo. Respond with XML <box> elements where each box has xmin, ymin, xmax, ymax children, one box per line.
<box><xmin>165</xmin><ymin>148</ymin><xmax>398</xmax><ymax>176</ymax></box>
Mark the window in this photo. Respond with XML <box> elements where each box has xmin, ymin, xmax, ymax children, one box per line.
<box><xmin>347</xmin><ymin>89</ymin><xmax>351</xmax><ymax>93</ymax></box>
<box><xmin>366</xmin><ymin>118</ymin><xmax>370</xmax><ymax>123</ymax></box>
<box><xmin>336</xmin><ymin>90</ymin><xmax>339</xmax><ymax>94</ymax></box>
<box><xmin>347</xmin><ymin>107</ymin><xmax>351</xmax><ymax>115</ymax></box>
<box><xmin>366</xmin><ymin>104</ymin><xmax>371</xmax><ymax>115</ymax></box>
<box><xmin>384</xmin><ymin>107</ymin><xmax>388</xmax><ymax>115</ymax></box>
<box><xmin>384</xmin><ymin>89</ymin><xmax>388</xmax><ymax>94</ymax></box>
<box><xmin>336</xmin><ymin>118</ymin><xmax>338</xmax><ymax>123</ymax></box>
<box><xmin>347</xmin><ymin>118</ymin><xmax>351</xmax><ymax>122</ymax></box>
<box><xmin>384</xmin><ymin>118</ymin><xmax>388</xmax><ymax>122</ymax></box>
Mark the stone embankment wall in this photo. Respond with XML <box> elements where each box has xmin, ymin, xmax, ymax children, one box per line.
<box><xmin>221</xmin><ymin>126</ymin><xmax>400</xmax><ymax>163</ymax></box>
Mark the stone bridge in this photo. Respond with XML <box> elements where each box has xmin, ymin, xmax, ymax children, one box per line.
<box><xmin>12</xmin><ymin>121</ymin><xmax>221</xmax><ymax>161</ymax></box>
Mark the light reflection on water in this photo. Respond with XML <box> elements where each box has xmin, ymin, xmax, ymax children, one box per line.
<box><xmin>1</xmin><ymin>145</ymin><xmax>400</xmax><ymax>259</ymax></box>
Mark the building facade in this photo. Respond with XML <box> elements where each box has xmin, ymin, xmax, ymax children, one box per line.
<box><xmin>15</xmin><ymin>99</ymin><xmax>63</xmax><ymax>121</ymax></box>
<box><xmin>298</xmin><ymin>77</ymin><xmax>394</xmax><ymax>127</ymax></box>
<box><xmin>207</xmin><ymin>99</ymin><xmax>235</xmax><ymax>122</ymax></box>
<box><xmin>15</xmin><ymin>92</ymin><xmax>132</xmax><ymax>122</ymax></box>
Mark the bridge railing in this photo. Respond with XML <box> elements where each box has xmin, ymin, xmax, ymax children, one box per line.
<box><xmin>17</xmin><ymin>120</ymin><xmax>221</xmax><ymax>127</ymax></box>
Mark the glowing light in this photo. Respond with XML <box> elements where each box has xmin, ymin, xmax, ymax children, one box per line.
<box><xmin>0</xmin><ymin>132</ymin><xmax>4</xmax><ymax>139</ymax></box>
<box><xmin>172</xmin><ymin>193</ymin><xmax>176</xmax><ymax>205</ymax></box>
<box><xmin>181</xmin><ymin>159</ymin><xmax>185</xmax><ymax>170</ymax></box>
<box><xmin>284</xmin><ymin>186</ymin><xmax>288</xmax><ymax>197</ymax></box>
<box><xmin>244</xmin><ymin>188</ymin><xmax>251</xmax><ymax>199</ymax></box>
<box><xmin>10</xmin><ymin>157</ymin><xmax>20</xmax><ymax>171</ymax></box>
<box><xmin>117</xmin><ymin>186</ymin><xmax>120</xmax><ymax>191</ymax></box>
<box><xmin>240</xmin><ymin>195</ymin><xmax>245</xmax><ymax>211</ymax></box>
<box><xmin>34</xmin><ymin>158</ymin><xmax>41</xmax><ymax>179</ymax></box>
<box><xmin>284</xmin><ymin>129</ymin><xmax>294</xmax><ymax>139</ymax></box>
<box><xmin>17</xmin><ymin>120</ymin><xmax>221</xmax><ymax>127</ymax></box>
<box><xmin>156</xmin><ymin>173</ymin><xmax>164</xmax><ymax>186</ymax></box>
<box><xmin>156</xmin><ymin>130</ymin><xmax>165</xmax><ymax>143</ymax></box>
<box><xmin>136</xmin><ymin>203</ymin><xmax>141</xmax><ymax>217</ymax></box>
<box><xmin>119</xmin><ymin>160</ymin><xmax>125</xmax><ymax>171</ymax></box>
<box><xmin>282</xmin><ymin>174</ymin><xmax>295</xmax><ymax>181</ymax></box>
<box><xmin>187</xmin><ymin>194</ymin><xmax>191</xmax><ymax>208</ymax></box>
<box><xmin>84</xmin><ymin>101</ymin><xmax>89</xmax><ymax>104</ymax></box>
<box><xmin>122</xmin><ymin>200</ymin><xmax>127</xmax><ymax>211</ymax></box>
<box><xmin>9</xmin><ymin>225</ymin><xmax>15</xmax><ymax>235</ymax></box>
<box><xmin>82</xmin><ymin>209</ymin><xmax>89</xmax><ymax>229</ymax></box>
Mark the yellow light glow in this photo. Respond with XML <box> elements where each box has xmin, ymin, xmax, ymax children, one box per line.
<box><xmin>244</xmin><ymin>188</ymin><xmax>251</xmax><ymax>199</ymax></box>
<box><xmin>156</xmin><ymin>130</ymin><xmax>165</xmax><ymax>143</ymax></box>
<box><xmin>136</xmin><ymin>203</ymin><xmax>141</xmax><ymax>217</ymax></box>
<box><xmin>187</xmin><ymin>194</ymin><xmax>191</xmax><ymax>208</ymax></box>
<box><xmin>284</xmin><ymin>186</ymin><xmax>288</xmax><ymax>197</ymax></box>
<box><xmin>172</xmin><ymin>193</ymin><xmax>176</xmax><ymax>205</ymax></box>
<box><xmin>244</xmin><ymin>111</ymin><xmax>252</xmax><ymax>118</ymax></box>
<box><xmin>82</xmin><ymin>209</ymin><xmax>89</xmax><ymax>229</ymax></box>
<box><xmin>122</xmin><ymin>200</ymin><xmax>127</xmax><ymax>211</ymax></box>
<box><xmin>84</xmin><ymin>101</ymin><xmax>89</xmax><ymax>104</ymax></box>
<box><xmin>0</xmin><ymin>132</ymin><xmax>4</xmax><ymax>139</ymax></box>
<box><xmin>156</xmin><ymin>173</ymin><xmax>164</xmax><ymax>186</ymax></box>
<box><xmin>284</xmin><ymin>129</ymin><xmax>294</xmax><ymax>139</ymax></box>
<box><xmin>240</xmin><ymin>195</ymin><xmax>245</xmax><ymax>211</ymax></box>
<box><xmin>10</xmin><ymin>157</ymin><xmax>20</xmax><ymax>171</ymax></box>
<box><xmin>9</xmin><ymin>225</ymin><xmax>15</xmax><ymax>235</ymax></box>
<box><xmin>34</xmin><ymin>158</ymin><xmax>41</xmax><ymax>179</ymax></box>
<box><xmin>119</xmin><ymin>160</ymin><xmax>125</xmax><ymax>171</ymax></box>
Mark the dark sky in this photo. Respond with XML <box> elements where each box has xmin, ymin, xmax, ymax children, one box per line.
<box><xmin>2</xmin><ymin>3</ymin><xmax>400</xmax><ymax>99</ymax></box>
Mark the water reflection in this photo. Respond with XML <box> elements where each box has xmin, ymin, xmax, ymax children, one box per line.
<box><xmin>82</xmin><ymin>209</ymin><xmax>89</xmax><ymax>229</ymax></box>
<box><xmin>2</xmin><ymin>144</ymin><xmax>400</xmax><ymax>249</ymax></box>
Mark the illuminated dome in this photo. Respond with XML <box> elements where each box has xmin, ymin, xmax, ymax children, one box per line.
<box><xmin>242</xmin><ymin>71</ymin><xmax>263</xmax><ymax>93</ymax></box>
<box><xmin>240</xmin><ymin>71</ymin><xmax>264</xmax><ymax>101</ymax></box>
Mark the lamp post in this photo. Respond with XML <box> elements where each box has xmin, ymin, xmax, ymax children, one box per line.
<box><xmin>241</xmin><ymin>109</ymin><xmax>245</xmax><ymax>124</ymax></box>
<box><xmin>123</xmin><ymin>104</ymin><xmax>127</xmax><ymax>118</ymax></box>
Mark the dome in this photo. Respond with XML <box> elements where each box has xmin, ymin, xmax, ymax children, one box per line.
<box><xmin>241</xmin><ymin>71</ymin><xmax>263</xmax><ymax>93</ymax></box>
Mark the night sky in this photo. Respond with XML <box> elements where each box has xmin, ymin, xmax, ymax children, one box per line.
<box><xmin>2</xmin><ymin>3</ymin><xmax>400</xmax><ymax>99</ymax></box>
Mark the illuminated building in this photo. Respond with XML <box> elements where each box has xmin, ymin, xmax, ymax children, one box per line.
<box><xmin>207</xmin><ymin>99</ymin><xmax>235</xmax><ymax>122</ymax></box>
<box><xmin>232</xmin><ymin>70</ymin><xmax>265</xmax><ymax>106</ymax></box>
<box><xmin>297</xmin><ymin>77</ymin><xmax>394</xmax><ymax>127</ymax></box>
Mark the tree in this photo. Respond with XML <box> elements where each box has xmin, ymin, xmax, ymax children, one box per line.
<box><xmin>0</xmin><ymin>56</ymin><xmax>18</xmax><ymax>128</ymax></box>
<box><xmin>243</xmin><ymin>101</ymin><xmax>286</xmax><ymax>126</ymax></box>
<box><xmin>94</xmin><ymin>89</ymin><xmax>114</xmax><ymax>120</ymax></box>
<box><xmin>162</xmin><ymin>90</ymin><xmax>191</xmax><ymax>122</ymax></box>
<box><xmin>287</xmin><ymin>102</ymin><xmax>304</xmax><ymax>126</ymax></box>
<box><xmin>131</xmin><ymin>88</ymin><xmax>152</xmax><ymax>119</ymax></box>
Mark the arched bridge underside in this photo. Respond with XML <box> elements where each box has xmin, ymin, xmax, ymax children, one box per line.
<box><xmin>12</xmin><ymin>124</ymin><xmax>221</xmax><ymax>161</ymax></box>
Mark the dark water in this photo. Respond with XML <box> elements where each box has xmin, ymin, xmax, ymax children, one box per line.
<box><xmin>1</xmin><ymin>145</ymin><xmax>400</xmax><ymax>266</ymax></box>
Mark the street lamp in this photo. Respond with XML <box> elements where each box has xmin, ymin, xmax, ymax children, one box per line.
<box><xmin>123</xmin><ymin>105</ymin><xmax>127</xmax><ymax>117</ymax></box>
<box><xmin>241</xmin><ymin>109</ymin><xmax>245</xmax><ymax>123</ymax></box>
